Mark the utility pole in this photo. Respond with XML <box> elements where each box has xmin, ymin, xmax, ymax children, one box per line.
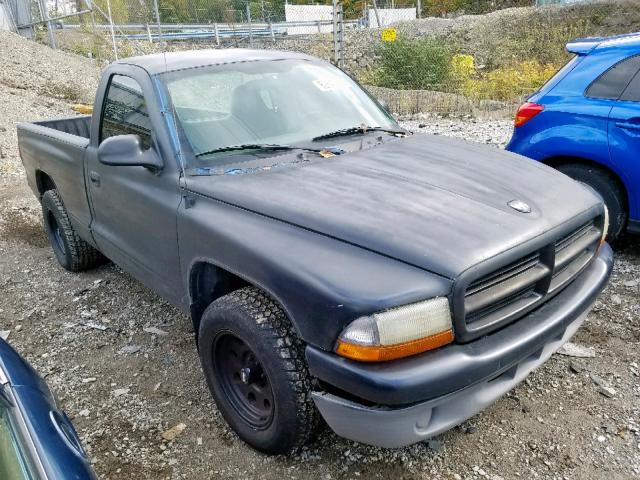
<box><xmin>37</xmin><ymin>0</ymin><xmax>57</xmax><ymax>49</ymax></box>
<box><xmin>152</xmin><ymin>0</ymin><xmax>164</xmax><ymax>46</ymax></box>
<box><xmin>246</xmin><ymin>3</ymin><xmax>252</xmax><ymax>47</ymax></box>
<box><xmin>105</xmin><ymin>0</ymin><xmax>117</xmax><ymax>59</ymax></box>
<box><xmin>332</xmin><ymin>0</ymin><xmax>344</xmax><ymax>69</ymax></box>
<box><xmin>84</xmin><ymin>0</ymin><xmax>97</xmax><ymax>38</ymax></box>
<box><xmin>371</xmin><ymin>0</ymin><xmax>380</xmax><ymax>27</ymax></box>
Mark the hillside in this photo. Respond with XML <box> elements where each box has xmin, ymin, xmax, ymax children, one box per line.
<box><xmin>0</xmin><ymin>31</ymin><xmax>100</xmax><ymax>176</ymax></box>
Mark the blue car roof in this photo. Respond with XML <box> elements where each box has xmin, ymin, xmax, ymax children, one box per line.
<box><xmin>567</xmin><ymin>32</ymin><xmax>640</xmax><ymax>55</ymax></box>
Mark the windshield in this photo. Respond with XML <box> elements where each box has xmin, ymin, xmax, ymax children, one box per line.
<box><xmin>161</xmin><ymin>59</ymin><xmax>398</xmax><ymax>166</ymax></box>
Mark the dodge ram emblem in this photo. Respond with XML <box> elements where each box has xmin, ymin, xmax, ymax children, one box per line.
<box><xmin>508</xmin><ymin>199</ymin><xmax>531</xmax><ymax>213</ymax></box>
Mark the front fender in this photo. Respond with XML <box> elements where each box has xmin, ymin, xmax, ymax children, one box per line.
<box><xmin>178</xmin><ymin>195</ymin><xmax>452</xmax><ymax>351</ymax></box>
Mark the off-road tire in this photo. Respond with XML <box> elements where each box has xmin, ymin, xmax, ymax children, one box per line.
<box><xmin>198</xmin><ymin>286</ymin><xmax>319</xmax><ymax>454</ymax></box>
<box><xmin>556</xmin><ymin>163</ymin><xmax>627</xmax><ymax>242</ymax></box>
<box><xmin>41</xmin><ymin>189</ymin><xmax>105</xmax><ymax>272</ymax></box>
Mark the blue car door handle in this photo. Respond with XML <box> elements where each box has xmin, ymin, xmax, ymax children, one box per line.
<box><xmin>615</xmin><ymin>121</ymin><xmax>640</xmax><ymax>131</ymax></box>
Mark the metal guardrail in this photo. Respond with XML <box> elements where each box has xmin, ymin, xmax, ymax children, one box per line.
<box><xmin>60</xmin><ymin>19</ymin><xmax>361</xmax><ymax>42</ymax></box>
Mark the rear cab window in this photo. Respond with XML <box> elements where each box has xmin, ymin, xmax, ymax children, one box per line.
<box><xmin>586</xmin><ymin>54</ymin><xmax>640</xmax><ymax>100</ymax></box>
<box><xmin>100</xmin><ymin>74</ymin><xmax>153</xmax><ymax>149</ymax></box>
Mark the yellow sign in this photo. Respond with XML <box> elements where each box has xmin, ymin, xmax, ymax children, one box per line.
<box><xmin>381</xmin><ymin>28</ymin><xmax>397</xmax><ymax>42</ymax></box>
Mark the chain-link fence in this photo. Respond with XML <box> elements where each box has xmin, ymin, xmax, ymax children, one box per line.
<box><xmin>4</xmin><ymin>0</ymin><xmax>637</xmax><ymax>118</ymax></box>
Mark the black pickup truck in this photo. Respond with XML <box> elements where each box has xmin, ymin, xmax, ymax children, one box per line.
<box><xmin>18</xmin><ymin>49</ymin><xmax>613</xmax><ymax>454</ymax></box>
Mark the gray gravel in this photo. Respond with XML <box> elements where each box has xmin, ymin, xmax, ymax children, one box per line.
<box><xmin>399</xmin><ymin>117</ymin><xmax>514</xmax><ymax>149</ymax></box>
<box><xmin>0</xmin><ymin>31</ymin><xmax>100</xmax><ymax>177</ymax></box>
<box><xmin>1</xmin><ymin>30</ymin><xmax>640</xmax><ymax>480</ymax></box>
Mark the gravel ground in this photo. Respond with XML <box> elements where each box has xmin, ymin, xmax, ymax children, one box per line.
<box><xmin>1</xmin><ymin>30</ymin><xmax>640</xmax><ymax>480</ymax></box>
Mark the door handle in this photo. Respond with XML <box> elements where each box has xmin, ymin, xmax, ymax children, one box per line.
<box><xmin>89</xmin><ymin>171</ymin><xmax>101</xmax><ymax>186</ymax></box>
<box><xmin>615</xmin><ymin>121</ymin><xmax>640</xmax><ymax>129</ymax></box>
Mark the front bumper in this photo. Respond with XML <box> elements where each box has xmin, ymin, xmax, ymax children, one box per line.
<box><xmin>308</xmin><ymin>244</ymin><xmax>613</xmax><ymax>448</ymax></box>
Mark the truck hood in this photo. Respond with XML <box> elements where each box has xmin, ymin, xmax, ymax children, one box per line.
<box><xmin>186</xmin><ymin>134</ymin><xmax>601</xmax><ymax>278</ymax></box>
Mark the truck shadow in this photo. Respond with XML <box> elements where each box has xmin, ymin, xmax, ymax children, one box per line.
<box><xmin>0</xmin><ymin>206</ymin><xmax>48</xmax><ymax>248</ymax></box>
<box><xmin>612</xmin><ymin>233</ymin><xmax>640</xmax><ymax>261</ymax></box>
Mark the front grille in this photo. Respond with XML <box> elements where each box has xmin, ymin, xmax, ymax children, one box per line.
<box><xmin>550</xmin><ymin>222</ymin><xmax>601</xmax><ymax>293</ymax></box>
<box><xmin>457</xmin><ymin>219</ymin><xmax>602</xmax><ymax>341</ymax></box>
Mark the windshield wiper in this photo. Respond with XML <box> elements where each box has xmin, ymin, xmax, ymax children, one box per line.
<box><xmin>312</xmin><ymin>126</ymin><xmax>407</xmax><ymax>141</ymax></box>
<box><xmin>195</xmin><ymin>143</ymin><xmax>321</xmax><ymax>158</ymax></box>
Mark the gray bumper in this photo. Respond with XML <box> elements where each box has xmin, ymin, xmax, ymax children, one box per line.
<box><xmin>312</xmin><ymin>307</ymin><xmax>589</xmax><ymax>448</ymax></box>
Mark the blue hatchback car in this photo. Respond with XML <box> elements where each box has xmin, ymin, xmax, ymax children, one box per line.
<box><xmin>507</xmin><ymin>32</ymin><xmax>640</xmax><ymax>241</ymax></box>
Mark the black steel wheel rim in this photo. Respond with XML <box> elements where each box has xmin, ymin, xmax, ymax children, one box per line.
<box><xmin>48</xmin><ymin>211</ymin><xmax>65</xmax><ymax>255</ymax></box>
<box><xmin>213</xmin><ymin>333</ymin><xmax>275</xmax><ymax>429</ymax></box>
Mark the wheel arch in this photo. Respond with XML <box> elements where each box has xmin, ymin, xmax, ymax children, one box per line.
<box><xmin>188</xmin><ymin>261</ymin><xmax>297</xmax><ymax>339</ymax></box>
<box><xmin>35</xmin><ymin>170</ymin><xmax>57</xmax><ymax>197</ymax></box>
<box><xmin>541</xmin><ymin>155</ymin><xmax>630</xmax><ymax>214</ymax></box>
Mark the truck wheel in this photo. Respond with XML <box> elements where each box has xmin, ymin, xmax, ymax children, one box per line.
<box><xmin>198</xmin><ymin>287</ymin><xmax>319</xmax><ymax>454</ymax></box>
<box><xmin>41</xmin><ymin>190</ymin><xmax>105</xmax><ymax>272</ymax></box>
<box><xmin>556</xmin><ymin>163</ymin><xmax>627</xmax><ymax>242</ymax></box>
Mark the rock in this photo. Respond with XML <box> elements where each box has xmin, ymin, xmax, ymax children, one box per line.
<box><xmin>162</xmin><ymin>423</ymin><xmax>186</xmax><ymax>441</ymax></box>
<box><xmin>611</xmin><ymin>294</ymin><xmax>622</xmax><ymax>305</ymax></box>
<box><xmin>462</xmin><ymin>424</ymin><xmax>477</xmax><ymax>434</ymax></box>
<box><xmin>569</xmin><ymin>360</ymin><xmax>585</xmax><ymax>374</ymax></box>
<box><xmin>426</xmin><ymin>439</ymin><xmax>444</xmax><ymax>452</ymax></box>
<box><xmin>112</xmin><ymin>388</ymin><xmax>130</xmax><ymax>397</ymax></box>
<box><xmin>144</xmin><ymin>326</ymin><xmax>168</xmax><ymax>336</ymax></box>
<box><xmin>79</xmin><ymin>409</ymin><xmax>90</xmax><ymax>417</ymax></box>
<box><xmin>0</xmin><ymin>330</ymin><xmax>10</xmax><ymax>340</ymax></box>
<box><xmin>118</xmin><ymin>345</ymin><xmax>142</xmax><ymax>355</ymax></box>
<box><xmin>598</xmin><ymin>385</ymin><xmax>617</xmax><ymax>398</ymax></box>
<box><xmin>590</xmin><ymin>374</ymin><xmax>616</xmax><ymax>397</ymax></box>
<box><xmin>82</xmin><ymin>322</ymin><xmax>108</xmax><ymax>331</ymax></box>
<box><xmin>597</xmin><ymin>435</ymin><xmax>606</xmax><ymax>442</ymax></box>
<box><xmin>557</xmin><ymin>342</ymin><xmax>596</xmax><ymax>358</ymax></box>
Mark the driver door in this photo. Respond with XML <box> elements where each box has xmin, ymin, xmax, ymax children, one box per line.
<box><xmin>85</xmin><ymin>67</ymin><xmax>185</xmax><ymax>305</ymax></box>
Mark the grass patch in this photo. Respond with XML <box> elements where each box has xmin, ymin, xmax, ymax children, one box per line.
<box><xmin>372</xmin><ymin>37</ymin><xmax>453</xmax><ymax>90</ymax></box>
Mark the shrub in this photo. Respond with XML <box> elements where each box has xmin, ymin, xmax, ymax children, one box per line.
<box><xmin>464</xmin><ymin>60</ymin><xmax>558</xmax><ymax>101</ymax></box>
<box><xmin>450</xmin><ymin>54</ymin><xmax>476</xmax><ymax>83</ymax></box>
<box><xmin>373</xmin><ymin>37</ymin><xmax>452</xmax><ymax>90</ymax></box>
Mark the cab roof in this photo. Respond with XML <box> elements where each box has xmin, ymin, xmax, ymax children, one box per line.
<box><xmin>114</xmin><ymin>48</ymin><xmax>318</xmax><ymax>75</ymax></box>
<box><xmin>566</xmin><ymin>32</ymin><xmax>640</xmax><ymax>56</ymax></box>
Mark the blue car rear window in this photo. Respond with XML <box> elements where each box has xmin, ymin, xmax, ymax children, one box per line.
<box><xmin>586</xmin><ymin>54</ymin><xmax>640</xmax><ymax>100</ymax></box>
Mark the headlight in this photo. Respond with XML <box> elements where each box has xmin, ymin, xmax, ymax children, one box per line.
<box><xmin>600</xmin><ymin>205</ymin><xmax>609</xmax><ymax>246</ymax></box>
<box><xmin>335</xmin><ymin>297</ymin><xmax>454</xmax><ymax>362</ymax></box>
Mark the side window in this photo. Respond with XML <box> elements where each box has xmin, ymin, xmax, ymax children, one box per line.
<box><xmin>100</xmin><ymin>75</ymin><xmax>153</xmax><ymax>149</ymax></box>
<box><xmin>586</xmin><ymin>55</ymin><xmax>640</xmax><ymax>100</ymax></box>
<box><xmin>620</xmin><ymin>71</ymin><xmax>640</xmax><ymax>102</ymax></box>
<box><xmin>0</xmin><ymin>400</ymin><xmax>33</xmax><ymax>479</ymax></box>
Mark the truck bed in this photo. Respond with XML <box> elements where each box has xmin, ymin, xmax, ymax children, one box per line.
<box><xmin>32</xmin><ymin>116</ymin><xmax>91</xmax><ymax>139</ymax></box>
<box><xmin>18</xmin><ymin>116</ymin><xmax>93</xmax><ymax>242</ymax></box>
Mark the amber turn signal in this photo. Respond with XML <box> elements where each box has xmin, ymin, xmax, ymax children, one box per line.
<box><xmin>336</xmin><ymin>329</ymin><xmax>454</xmax><ymax>362</ymax></box>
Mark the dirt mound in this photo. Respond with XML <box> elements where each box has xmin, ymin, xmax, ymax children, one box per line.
<box><xmin>0</xmin><ymin>30</ymin><xmax>101</xmax><ymax>176</ymax></box>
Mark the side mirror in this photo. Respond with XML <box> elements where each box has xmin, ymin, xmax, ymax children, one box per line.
<box><xmin>98</xmin><ymin>134</ymin><xmax>162</xmax><ymax>170</ymax></box>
